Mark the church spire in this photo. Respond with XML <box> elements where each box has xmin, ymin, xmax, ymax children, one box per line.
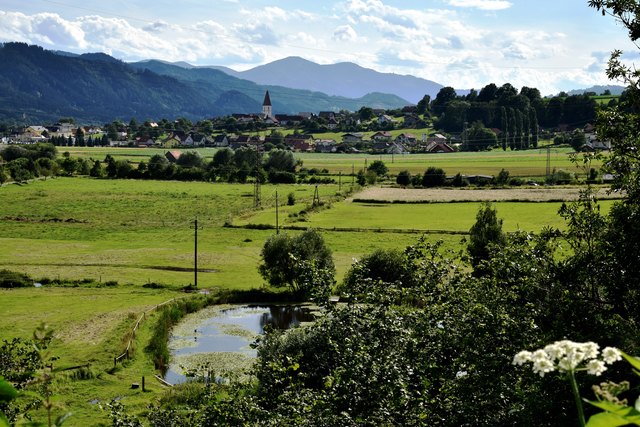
<box><xmin>262</xmin><ymin>91</ymin><xmax>273</xmax><ymax>117</ymax></box>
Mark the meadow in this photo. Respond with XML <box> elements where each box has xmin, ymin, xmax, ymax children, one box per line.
<box><xmin>62</xmin><ymin>146</ymin><xmax>586</xmax><ymax>178</ymax></box>
<box><xmin>0</xmin><ymin>165</ymin><xmax>613</xmax><ymax>424</ymax></box>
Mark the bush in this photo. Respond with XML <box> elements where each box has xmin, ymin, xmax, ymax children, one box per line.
<box><xmin>396</xmin><ymin>170</ymin><xmax>412</xmax><ymax>187</ymax></box>
<box><xmin>422</xmin><ymin>166</ymin><xmax>446</xmax><ymax>187</ymax></box>
<box><xmin>0</xmin><ymin>270</ymin><xmax>31</xmax><ymax>288</ymax></box>
<box><xmin>268</xmin><ymin>170</ymin><xmax>296</xmax><ymax>184</ymax></box>
<box><xmin>287</xmin><ymin>192</ymin><xmax>296</xmax><ymax>206</ymax></box>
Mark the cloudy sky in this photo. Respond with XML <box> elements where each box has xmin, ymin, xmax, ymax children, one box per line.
<box><xmin>1</xmin><ymin>0</ymin><xmax>638</xmax><ymax>95</ymax></box>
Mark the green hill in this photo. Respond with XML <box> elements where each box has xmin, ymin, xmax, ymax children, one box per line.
<box><xmin>0</xmin><ymin>42</ymin><xmax>410</xmax><ymax>124</ymax></box>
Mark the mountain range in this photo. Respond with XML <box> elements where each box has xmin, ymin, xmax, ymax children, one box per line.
<box><xmin>0</xmin><ymin>42</ymin><xmax>627</xmax><ymax>124</ymax></box>
<box><xmin>204</xmin><ymin>56</ymin><xmax>444</xmax><ymax>104</ymax></box>
<box><xmin>0</xmin><ymin>43</ymin><xmax>410</xmax><ymax>123</ymax></box>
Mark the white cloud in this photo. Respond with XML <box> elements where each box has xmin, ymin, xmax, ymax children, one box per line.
<box><xmin>333</xmin><ymin>24</ymin><xmax>358</xmax><ymax>41</ymax></box>
<box><xmin>447</xmin><ymin>0</ymin><xmax>512</xmax><ymax>11</ymax></box>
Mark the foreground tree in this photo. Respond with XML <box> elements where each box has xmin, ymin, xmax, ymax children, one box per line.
<box><xmin>258</xmin><ymin>229</ymin><xmax>335</xmax><ymax>298</ymax></box>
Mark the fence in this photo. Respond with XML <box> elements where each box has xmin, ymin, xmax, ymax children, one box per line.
<box><xmin>113</xmin><ymin>297</ymin><xmax>183</xmax><ymax>368</ymax></box>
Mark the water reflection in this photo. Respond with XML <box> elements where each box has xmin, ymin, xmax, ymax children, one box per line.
<box><xmin>259</xmin><ymin>305</ymin><xmax>315</xmax><ymax>330</ymax></box>
<box><xmin>165</xmin><ymin>305</ymin><xmax>314</xmax><ymax>384</ymax></box>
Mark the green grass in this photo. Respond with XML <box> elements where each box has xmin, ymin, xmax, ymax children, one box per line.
<box><xmin>63</xmin><ymin>143</ymin><xmax>591</xmax><ymax>177</ymax></box>
<box><xmin>267</xmin><ymin>199</ymin><xmax>615</xmax><ymax>233</ymax></box>
<box><xmin>0</xmin><ymin>175</ymin><xmax>616</xmax><ymax>425</ymax></box>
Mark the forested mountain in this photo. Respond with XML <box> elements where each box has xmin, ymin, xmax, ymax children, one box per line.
<box><xmin>0</xmin><ymin>43</ymin><xmax>409</xmax><ymax>123</ymax></box>
<box><xmin>129</xmin><ymin>59</ymin><xmax>409</xmax><ymax>115</ymax></box>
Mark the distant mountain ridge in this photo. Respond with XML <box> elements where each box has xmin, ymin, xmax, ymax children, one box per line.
<box><xmin>204</xmin><ymin>56</ymin><xmax>443</xmax><ymax>104</ymax></box>
<box><xmin>565</xmin><ymin>85</ymin><xmax>626</xmax><ymax>96</ymax></box>
<box><xmin>0</xmin><ymin>43</ymin><xmax>410</xmax><ymax>123</ymax></box>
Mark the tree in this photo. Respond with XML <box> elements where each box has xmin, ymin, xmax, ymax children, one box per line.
<box><xmin>431</xmin><ymin>86</ymin><xmax>458</xmax><ymax>114</ymax></box>
<box><xmin>89</xmin><ymin>160</ymin><xmax>103</xmax><ymax>178</ymax></box>
<box><xmin>264</xmin><ymin>149</ymin><xmax>298</xmax><ymax>172</ymax></box>
<box><xmin>147</xmin><ymin>154</ymin><xmax>169</xmax><ymax>179</ymax></box>
<box><xmin>422</xmin><ymin>166</ymin><xmax>446</xmax><ymax>187</ymax></box>
<box><xmin>358</xmin><ymin>106</ymin><xmax>375</xmax><ymax>121</ymax></box>
<box><xmin>367</xmin><ymin>160</ymin><xmax>388</xmax><ymax>177</ymax></box>
<box><xmin>396</xmin><ymin>170</ymin><xmax>411</xmax><ymax>187</ymax></box>
<box><xmin>478</xmin><ymin>83</ymin><xmax>498</xmax><ymax>102</ymax></box>
<box><xmin>467</xmin><ymin>202</ymin><xmax>506</xmax><ymax>275</ymax></box>
<box><xmin>258</xmin><ymin>229</ymin><xmax>335</xmax><ymax>297</ymax></box>
<box><xmin>416</xmin><ymin>94</ymin><xmax>431</xmax><ymax>115</ymax></box>
<box><xmin>176</xmin><ymin>151</ymin><xmax>203</xmax><ymax>169</ymax></box>
<box><xmin>570</xmin><ymin>129</ymin><xmax>587</xmax><ymax>151</ymax></box>
<box><xmin>463</xmin><ymin>122</ymin><xmax>498</xmax><ymax>151</ymax></box>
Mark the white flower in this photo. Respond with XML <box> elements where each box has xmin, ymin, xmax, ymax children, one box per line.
<box><xmin>581</xmin><ymin>342</ymin><xmax>600</xmax><ymax>359</ymax></box>
<box><xmin>532</xmin><ymin>349</ymin><xmax>549</xmax><ymax>362</ymax></box>
<box><xmin>533</xmin><ymin>358</ymin><xmax>555</xmax><ymax>377</ymax></box>
<box><xmin>513</xmin><ymin>351</ymin><xmax>533</xmax><ymax>366</ymax></box>
<box><xmin>586</xmin><ymin>359</ymin><xmax>607</xmax><ymax>376</ymax></box>
<box><xmin>557</xmin><ymin>357</ymin><xmax>575</xmax><ymax>373</ymax></box>
<box><xmin>602</xmin><ymin>347</ymin><xmax>622</xmax><ymax>365</ymax></box>
<box><xmin>544</xmin><ymin>343</ymin><xmax>565</xmax><ymax>361</ymax></box>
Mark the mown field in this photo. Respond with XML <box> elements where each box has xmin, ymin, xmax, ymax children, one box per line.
<box><xmin>0</xmin><ymin>169</ymin><xmax>615</xmax><ymax>425</ymax></box>
<box><xmin>62</xmin><ymin>146</ymin><xmax>586</xmax><ymax>178</ymax></box>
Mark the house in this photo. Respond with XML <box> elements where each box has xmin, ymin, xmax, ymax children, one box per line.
<box><xmin>275</xmin><ymin>115</ymin><xmax>304</xmax><ymax>126</ymax></box>
<box><xmin>371</xmin><ymin>131</ymin><xmax>392</xmax><ymax>142</ymax></box>
<box><xmin>426</xmin><ymin>133</ymin><xmax>448</xmax><ymax>145</ymax></box>
<box><xmin>165</xmin><ymin>150</ymin><xmax>182</xmax><ymax>163</ymax></box>
<box><xmin>315</xmin><ymin>139</ymin><xmax>338</xmax><ymax>153</ymax></box>
<box><xmin>327</xmin><ymin>117</ymin><xmax>339</xmax><ymax>130</ymax></box>
<box><xmin>377</xmin><ymin>114</ymin><xmax>394</xmax><ymax>124</ymax></box>
<box><xmin>426</xmin><ymin>141</ymin><xmax>455</xmax><ymax>153</ymax></box>
<box><xmin>387</xmin><ymin>142</ymin><xmax>409</xmax><ymax>154</ymax></box>
<box><xmin>585</xmin><ymin>133</ymin><xmax>611</xmax><ymax>150</ymax></box>
<box><xmin>395</xmin><ymin>133</ymin><xmax>417</xmax><ymax>145</ymax></box>
<box><xmin>191</xmin><ymin>134</ymin><xmax>212</xmax><ymax>147</ymax></box>
<box><xmin>403</xmin><ymin>114</ymin><xmax>421</xmax><ymax>128</ymax></box>
<box><xmin>319</xmin><ymin>111</ymin><xmax>335</xmax><ymax>120</ymax></box>
<box><xmin>285</xmin><ymin>134</ymin><xmax>314</xmax><ymax>152</ymax></box>
<box><xmin>213</xmin><ymin>134</ymin><xmax>229</xmax><ymax>147</ymax></box>
<box><xmin>342</xmin><ymin>133</ymin><xmax>364</xmax><ymax>144</ymax></box>
<box><xmin>137</xmin><ymin>137</ymin><xmax>155</xmax><ymax>147</ymax></box>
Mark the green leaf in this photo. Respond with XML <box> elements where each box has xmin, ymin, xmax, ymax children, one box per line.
<box><xmin>0</xmin><ymin>378</ymin><xmax>17</xmax><ymax>403</ymax></box>
<box><xmin>586</xmin><ymin>400</ymin><xmax>640</xmax><ymax>426</ymax></box>
<box><xmin>621</xmin><ymin>351</ymin><xmax>640</xmax><ymax>372</ymax></box>
<box><xmin>586</xmin><ymin>412</ymin><xmax>637</xmax><ymax>427</ymax></box>
<box><xmin>0</xmin><ymin>412</ymin><xmax>11</xmax><ymax>427</ymax></box>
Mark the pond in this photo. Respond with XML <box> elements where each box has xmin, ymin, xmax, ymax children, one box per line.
<box><xmin>164</xmin><ymin>304</ymin><xmax>315</xmax><ymax>385</ymax></box>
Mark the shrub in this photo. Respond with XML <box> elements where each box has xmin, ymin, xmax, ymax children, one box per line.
<box><xmin>287</xmin><ymin>192</ymin><xmax>296</xmax><ymax>206</ymax></box>
<box><xmin>0</xmin><ymin>270</ymin><xmax>31</xmax><ymax>288</ymax></box>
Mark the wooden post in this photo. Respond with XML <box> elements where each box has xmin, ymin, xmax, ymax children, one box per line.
<box><xmin>114</xmin><ymin>357</ymin><xmax>117</xmax><ymax>368</ymax></box>
<box><xmin>142</xmin><ymin>376</ymin><xmax>145</xmax><ymax>392</ymax></box>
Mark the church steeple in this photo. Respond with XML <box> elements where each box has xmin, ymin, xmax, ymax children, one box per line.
<box><xmin>262</xmin><ymin>91</ymin><xmax>273</xmax><ymax>118</ymax></box>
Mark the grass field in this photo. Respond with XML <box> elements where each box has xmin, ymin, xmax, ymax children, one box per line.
<box><xmin>0</xmin><ymin>174</ymin><xmax>616</xmax><ymax>425</ymax></box>
<box><xmin>62</xmin><ymin>145</ymin><xmax>589</xmax><ymax>178</ymax></box>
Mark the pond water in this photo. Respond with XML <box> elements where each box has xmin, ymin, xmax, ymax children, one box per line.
<box><xmin>164</xmin><ymin>305</ymin><xmax>314</xmax><ymax>385</ymax></box>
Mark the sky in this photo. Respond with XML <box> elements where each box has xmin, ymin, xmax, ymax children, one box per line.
<box><xmin>1</xmin><ymin>0</ymin><xmax>638</xmax><ymax>95</ymax></box>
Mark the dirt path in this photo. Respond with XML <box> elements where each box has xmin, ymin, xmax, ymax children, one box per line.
<box><xmin>352</xmin><ymin>187</ymin><xmax>623</xmax><ymax>202</ymax></box>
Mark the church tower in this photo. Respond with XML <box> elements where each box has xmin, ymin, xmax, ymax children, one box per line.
<box><xmin>262</xmin><ymin>91</ymin><xmax>273</xmax><ymax>118</ymax></box>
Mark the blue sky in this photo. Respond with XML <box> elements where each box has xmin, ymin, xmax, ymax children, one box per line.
<box><xmin>1</xmin><ymin>0</ymin><xmax>637</xmax><ymax>95</ymax></box>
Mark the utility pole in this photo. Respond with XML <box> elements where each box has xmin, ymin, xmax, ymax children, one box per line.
<box><xmin>351</xmin><ymin>163</ymin><xmax>355</xmax><ymax>188</ymax></box>
<box><xmin>275</xmin><ymin>190</ymin><xmax>279</xmax><ymax>234</ymax></box>
<box><xmin>254</xmin><ymin>143</ymin><xmax>262</xmax><ymax>208</ymax></box>
<box><xmin>313</xmin><ymin>185</ymin><xmax>320</xmax><ymax>207</ymax></box>
<box><xmin>190</xmin><ymin>217</ymin><xmax>202</xmax><ymax>289</ymax></box>
<box><xmin>546</xmin><ymin>146</ymin><xmax>551</xmax><ymax>180</ymax></box>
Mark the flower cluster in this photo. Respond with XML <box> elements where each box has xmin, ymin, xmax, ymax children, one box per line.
<box><xmin>513</xmin><ymin>340</ymin><xmax>622</xmax><ymax>377</ymax></box>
